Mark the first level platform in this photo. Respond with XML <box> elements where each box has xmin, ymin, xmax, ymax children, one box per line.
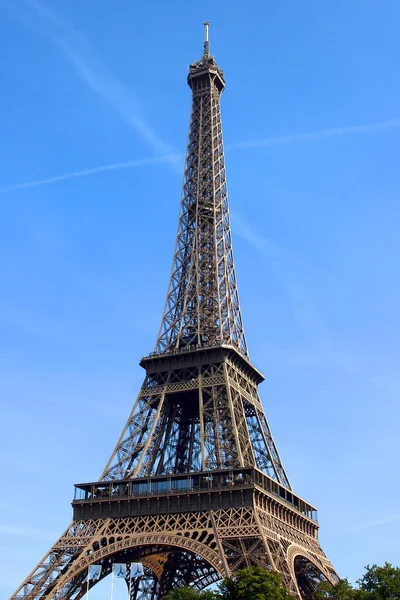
<box><xmin>73</xmin><ymin>467</ymin><xmax>317</xmax><ymax>524</ymax></box>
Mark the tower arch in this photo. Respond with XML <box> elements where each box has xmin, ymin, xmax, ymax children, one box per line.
<box><xmin>53</xmin><ymin>534</ymin><xmax>224</xmax><ymax>599</ymax></box>
<box><xmin>287</xmin><ymin>545</ymin><xmax>338</xmax><ymax>600</ymax></box>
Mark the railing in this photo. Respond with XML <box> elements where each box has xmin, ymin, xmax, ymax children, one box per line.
<box><xmin>144</xmin><ymin>341</ymin><xmax>248</xmax><ymax>360</ymax></box>
<box><xmin>74</xmin><ymin>469</ymin><xmax>253</xmax><ymax>503</ymax></box>
<box><xmin>73</xmin><ymin>467</ymin><xmax>318</xmax><ymax>522</ymax></box>
<box><xmin>142</xmin><ymin>342</ymin><xmax>264</xmax><ymax>375</ymax></box>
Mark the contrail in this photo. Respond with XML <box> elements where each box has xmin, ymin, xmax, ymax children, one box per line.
<box><xmin>226</xmin><ymin>118</ymin><xmax>400</xmax><ymax>150</ymax></box>
<box><xmin>343</xmin><ymin>512</ymin><xmax>400</xmax><ymax>531</ymax></box>
<box><xmin>3</xmin><ymin>0</ymin><xmax>175</xmax><ymax>158</ymax></box>
<box><xmin>0</xmin><ymin>155</ymin><xmax>182</xmax><ymax>194</ymax></box>
<box><xmin>1</xmin><ymin>117</ymin><xmax>398</xmax><ymax>195</ymax></box>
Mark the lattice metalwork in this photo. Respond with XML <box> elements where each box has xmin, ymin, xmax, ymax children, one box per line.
<box><xmin>100</xmin><ymin>357</ymin><xmax>290</xmax><ymax>485</ymax></box>
<box><xmin>11</xmin><ymin>506</ymin><xmax>337</xmax><ymax>600</ymax></box>
<box><xmin>155</xmin><ymin>29</ymin><xmax>247</xmax><ymax>357</ymax></box>
<box><xmin>10</xmin><ymin>25</ymin><xmax>338</xmax><ymax>600</ymax></box>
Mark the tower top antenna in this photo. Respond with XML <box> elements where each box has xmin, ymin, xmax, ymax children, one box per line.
<box><xmin>203</xmin><ymin>20</ymin><xmax>210</xmax><ymax>58</ymax></box>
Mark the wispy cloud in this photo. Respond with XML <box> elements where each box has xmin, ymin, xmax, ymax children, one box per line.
<box><xmin>232</xmin><ymin>214</ymin><xmax>382</xmax><ymax>378</ymax></box>
<box><xmin>5</xmin><ymin>0</ymin><xmax>400</xmax><ymax>161</ymax></box>
<box><xmin>1</xmin><ymin>116</ymin><xmax>397</xmax><ymax>195</ymax></box>
<box><xmin>227</xmin><ymin>118</ymin><xmax>400</xmax><ymax>150</ymax></box>
<box><xmin>344</xmin><ymin>513</ymin><xmax>400</xmax><ymax>532</ymax></box>
<box><xmin>1</xmin><ymin>3</ymin><xmax>398</xmax><ymax>195</ymax></box>
<box><xmin>234</xmin><ymin>215</ymin><xmax>400</xmax><ymax>394</ymax></box>
<box><xmin>232</xmin><ymin>214</ymin><xmax>331</xmax><ymax>344</ymax></box>
<box><xmin>0</xmin><ymin>154</ymin><xmax>181</xmax><ymax>194</ymax></box>
<box><xmin>4</xmin><ymin>0</ymin><xmax>175</xmax><ymax>158</ymax></box>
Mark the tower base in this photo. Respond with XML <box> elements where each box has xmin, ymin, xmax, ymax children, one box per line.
<box><xmin>12</xmin><ymin>469</ymin><xmax>338</xmax><ymax>600</ymax></box>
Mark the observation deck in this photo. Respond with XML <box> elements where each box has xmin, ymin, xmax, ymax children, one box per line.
<box><xmin>73</xmin><ymin>467</ymin><xmax>318</xmax><ymax>526</ymax></box>
<box><xmin>140</xmin><ymin>343</ymin><xmax>264</xmax><ymax>385</ymax></box>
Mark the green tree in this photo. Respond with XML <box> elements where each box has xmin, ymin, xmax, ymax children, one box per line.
<box><xmin>315</xmin><ymin>578</ymin><xmax>358</xmax><ymax>600</ymax></box>
<box><xmin>163</xmin><ymin>563</ymin><xmax>400</xmax><ymax>600</ymax></box>
<box><xmin>163</xmin><ymin>586</ymin><xmax>220</xmax><ymax>600</ymax></box>
<box><xmin>316</xmin><ymin>564</ymin><xmax>400</xmax><ymax>600</ymax></box>
<box><xmin>218</xmin><ymin>566</ymin><xmax>293</xmax><ymax>600</ymax></box>
<box><xmin>358</xmin><ymin>563</ymin><xmax>400</xmax><ymax>600</ymax></box>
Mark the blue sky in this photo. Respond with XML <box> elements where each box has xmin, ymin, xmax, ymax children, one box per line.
<box><xmin>1</xmin><ymin>0</ymin><xmax>400</xmax><ymax>597</ymax></box>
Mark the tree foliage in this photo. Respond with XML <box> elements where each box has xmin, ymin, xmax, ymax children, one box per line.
<box><xmin>218</xmin><ymin>567</ymin><xmax>293</xmax><ymax>600</ymax></box>
<box><xmin>162</xmin><ymin>567</ymin><xmax>292</xmax><ymax>600</ymax></box>
<box><xmin>316</xmin><ymin>578</ymin><xmax>360</xmax><ymax>600</ymax></box>
<box><xmin>358</xmin><ymin>563</ymin><xmax>400</xmax><ymax>600</ymax></box>
<box><xmin>163</xmin><ymin>586</ymin><xmax>220</xmax><ymax>600</ymax></box>
<box><xmin>163</xmin><ymin>563</ymin><xmax>400</xmax><ymax>600</ymax></box>
<box><xmin>316</xmin><ymin>563</ymin><xmax>400</xmax><ymax>600</ymax></box>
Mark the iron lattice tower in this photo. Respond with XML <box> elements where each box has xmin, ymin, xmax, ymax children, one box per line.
<box><xmin>11</xmin><ymin>24</ymin><xmax>338</xmax><ymax>600</ymax></box>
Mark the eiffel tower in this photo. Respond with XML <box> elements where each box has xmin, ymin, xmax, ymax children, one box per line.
<box><xmin>11</xmin><ymin>24</ymin><xmax>338</xmax><ymax>600</ymax></box>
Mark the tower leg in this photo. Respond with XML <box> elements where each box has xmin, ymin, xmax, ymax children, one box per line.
<box><xmin>212</xmin><ymin>506</ymin><xmax>338</xmax><ymax>599</ymax></box>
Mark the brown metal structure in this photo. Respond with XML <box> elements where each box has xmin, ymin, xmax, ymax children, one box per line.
<box><xmin>10</xmin><ymin>24</ymin><xmax>338</xmax><ymax>600</ymax></box>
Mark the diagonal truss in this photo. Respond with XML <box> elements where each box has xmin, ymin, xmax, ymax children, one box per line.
<box><xmin>155</xmin><ymin>48</ymin><xmax>247</xmax><ymax>356</ymax></box>
<box><xmin>10</xmin><ymin>505</ymin><xmax>338</xmax><ymax>600</ymax></box>
<box><xmin>100</xmin><ymin>352</ymin><xmax>290</xmax><ymax>488</ymax></box>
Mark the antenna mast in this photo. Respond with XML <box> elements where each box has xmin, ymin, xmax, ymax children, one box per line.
<box><xmin>203</xmin><ymin>20</ymin><xmax>210</xmax><ymax>58</ymax></box>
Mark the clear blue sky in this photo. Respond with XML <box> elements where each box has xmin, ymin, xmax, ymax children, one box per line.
<box><xmin>1</xmin><ymin>1</ymin><xmax>399</xmax><ymax>598</ymax></box>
